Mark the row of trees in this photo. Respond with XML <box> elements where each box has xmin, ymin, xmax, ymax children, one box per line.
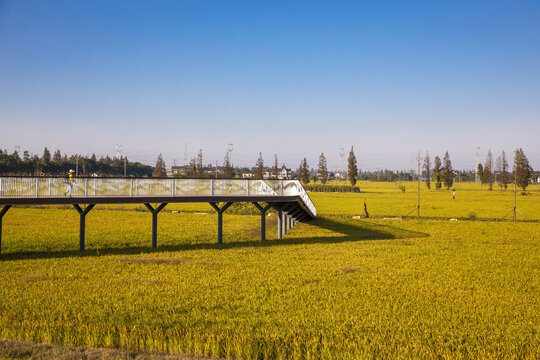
<box><xmin>422</xmin><ymin>151</ymin><xmax>455</xmax><ymax>190</ymax></box>
<box><xmin>172</xmin><ymin>150</ymin><xmax>285</xmax><ymax>179</ymax></box>
<box><xmin>0</xmin><ymin>147</ymin><xmax>153</xmax><ymax>177</ymax></box>
<box><xmin>421</xmin><ymin>148</ymin><xmax>534</xmax><ymax>191</ymax></box>
<box><xmin>476</xmin><ymin>149</ymin><xmax>533</xmax><ymax>190</ymax></box>
<box><xmin>298</xmin><ymin>147</ymin><xmax>359</xmax><ymax>186</ymax></box>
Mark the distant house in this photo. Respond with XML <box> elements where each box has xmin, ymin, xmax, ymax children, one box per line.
<box><xmin>242</xmin><ymin>172</ymin><xmax>254</xmax><ymax>178</ymax></box>
<box><xmin>166</xmin><ymin>166</ymin><xmax>186</xmax><ymax>177</ymax></box>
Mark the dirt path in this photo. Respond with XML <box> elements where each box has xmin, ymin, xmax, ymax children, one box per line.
<box><xmin>0</xmin><ymin>339</ymin><xmax>213</xmax><ymax>360</ymax></box>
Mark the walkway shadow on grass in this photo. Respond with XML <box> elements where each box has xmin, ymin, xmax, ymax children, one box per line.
<box><xmin>0</xmin><ymin>217</ymin><xmax>428</xmax><ymax>261</ymax></box>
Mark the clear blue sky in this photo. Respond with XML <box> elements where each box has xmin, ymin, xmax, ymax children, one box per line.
<box><xmin>1</xmin><ymin>0</ymin><xmax>539</xmax><ymax>171</ymax></box>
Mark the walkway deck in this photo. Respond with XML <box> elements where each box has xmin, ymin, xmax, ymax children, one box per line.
<box><xmin>0</xmin><ymin>178</ymin><xmax>316</xmax><ymax>253</ymax></box>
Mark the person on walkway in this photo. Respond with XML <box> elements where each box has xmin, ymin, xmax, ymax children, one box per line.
<box><xmin>64</xmin><ymin>169</ymin><xmax>74</xmax><ymax>196</ymax></box>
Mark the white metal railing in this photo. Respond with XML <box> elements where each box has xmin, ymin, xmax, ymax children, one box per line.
<box><xmin>0</xmin><ymin>177</ymin><xmax>316</xmax><ymax>216</ymax></box>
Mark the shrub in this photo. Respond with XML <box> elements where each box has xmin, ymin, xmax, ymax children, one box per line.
<box><xmin>304</xmin><ymin>184</ymin><xmax>360</xmax><ymax>193</ymax></box>
<box><xmin>468</xmin><ymin>211</ymin><xmax>477</xmax><ymax>220</ymax></box>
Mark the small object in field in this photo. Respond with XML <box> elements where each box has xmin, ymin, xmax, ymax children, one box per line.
<box><xmin>452</xmin><ymin>189</ymin><xmax>456</xmax><ymax>200</ymax></box>
<box><xmin>450</xmin><ymin>218</ymin><xmax>458</xmax><ymax>221</ymax></box>
<box><xmin>363</xmin><ymin>200</ymin><xmax>369</xmax><ymax>218</ymax></box>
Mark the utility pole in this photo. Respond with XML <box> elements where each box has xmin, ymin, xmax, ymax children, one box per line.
<box><xmin>339</xmin><ymin>147</ymin><xmax>344</xmax><ymax>181</ymax></box>
<box><xmin>501</xmin><ymin>178</ymin><xmax>527</xmax><ymax>222</ymax></box>
<box><xmin>124</xmin><ymin>158</ymin><xmax>127</xmax><ymax>177</ymax></box>
<box><xmin>475</xmin><ymin>147</ymin><xmax>481</xmax><ymax>183</ymax></box>
<box><xmin>513</xmin><ymin>182</ymin><xmax>517</xmax><ymax>222</ymax></box>
<box><xmin>405</xmin><ymin>152</ymin><xmax>429</xmax><ymax>219</ymax></box>
<box><xmin>417</xmin><ymin>152</ymin><xmax>421</xmax><ymax>219</ymax></box>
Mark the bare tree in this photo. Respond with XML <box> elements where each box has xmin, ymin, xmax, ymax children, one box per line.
<box><xmin>196</xmin><ymin>149</ymin><xmax>203</xmax><ymax>177</ymax></box>
<box><xmin>273</xmin><ymin>154</ymin><xmax>279</xmax><ymax>179</ymax></box>
<box><xmin>223</xmin><ymin>151</ymin><xmax>233</xmax><ymax>178</ymax></box>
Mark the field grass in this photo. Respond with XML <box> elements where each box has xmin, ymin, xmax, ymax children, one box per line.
<box><xmin>1</xmin><ymin>204</ymin><xmax>540</xmax><ymax>359</ymax></box>
<box><xmin>308</xmin><ymin>181</ymin><xmax>540</xmax><ymax>220</ymax></box>
<box><xmin>39</xmin><ymin>181</ymin><xmax>540</xmax><ymax>221</ymax></box>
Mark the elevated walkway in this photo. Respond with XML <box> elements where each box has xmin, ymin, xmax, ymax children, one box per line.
<box><xmin>0</xmin><ymin>177</ymin><xmax>316</xmax><ymax>253</ymax></box>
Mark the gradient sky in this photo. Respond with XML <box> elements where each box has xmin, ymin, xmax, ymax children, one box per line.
<box><xmin>1</xmin><ymin>0</ymin><xmax>539</xmax><ymax>171</ymax></box>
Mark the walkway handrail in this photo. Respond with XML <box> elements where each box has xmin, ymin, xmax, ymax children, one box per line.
<box><xmin>0</xmin><ymin>177</ymin><xmax>316</xmax><ymax>216</ymax></box>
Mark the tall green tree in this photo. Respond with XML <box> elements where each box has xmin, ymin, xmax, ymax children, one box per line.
<box><xmin>433</xmin><ymin>156</ymin><xmax>442</xmax><ymax>189</ymax></box>
<box><xmin>223</xmin><ymin>151</ymin><xmax>233</xmax><ymax>178</ymax></box>
<box><xmin>255</xmin><ymin>152</ymin><xmax>264</xmax><ymax>179</ymax></box>
<box><xmin>347</xmin><ymin>146</ymin><xmax>358</xmax><ymax>186</ymax></box>
<box><xmin>496</xmin><ymin>151</ymin><xmax>509</xmax><ymax>190</ymax></box>
<box><xmin>52</xmin><ymin>149</ymin><xmax>62</xmax><ymax>162</ymax></box>
<box><xmin>42</xmin><ymin>147</ymin><xmax>51</xmax><ymax>163</ymax></box>
<box><xmin>318</xmin><ymin>152</ymin><xmax>329</xmax><ymax>184</ymax></box>
<box><xmin>442</xmin><ymin>151</ymin><xmax>454</xmax><ymax>189</ymax></box>
<box><xmin>423</xmin><ymin>151</ymin><xmax>431</xmax><ymax>190</ymax></box>
<box><xmin>501</xmin><ymin>151</ymin><xmax>509</xmax><ymax>190</ymax></box>
<box><xmin>483</xmin><ymin>150</ymin><xmax>494</xmax><ymax>191</ymax></box>
<box><xmin>477</xmin><ymin>163</ymin><xmax>484</xmax><ymax>184</ymax></box>
<box><xmin>514</xmin><ymin>148</ymin><xmax>532</xmax><ymax>191</ymax></box>
<box><xmin>153</xmin><ymin>153</ymin><xmax>167</xmax><ymax>177</ymax></box>
<box><xmin>299</xmin><ymin>158</ymin><xmax>310</xmax><ymax>184</ymax></box>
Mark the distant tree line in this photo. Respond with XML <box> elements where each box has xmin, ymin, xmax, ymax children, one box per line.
<box><xmin>476</xmin><ymin>148</ymin><xmax>533</xmax><ymax>191</ymax></box>
<box><xmin>0</xmin><ymin>147</ymin><xmax>153</xmax><ymax>177</ymax></box>
<box><xmin>420</xmin><ymin>148</ymin><xmax>534</xmax><ymax>192</ymax></box>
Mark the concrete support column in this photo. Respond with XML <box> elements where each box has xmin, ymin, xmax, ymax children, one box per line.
<box><xmin>209</xmin><ymin>202</ymin><xmax>233</xmax><ymax>244</ymax></box>
<box><xmin>144</xmin><ymin>203</ymin><xmax>168</xmax><ymax>248</ymax></box>
<box><xmin>288</xmin><ymin>215</ymin><xmax>292</xmax><ymax>230</ymax></box>
<box><xmin>0</xmin><ymin>205</ymin><xmax>12</xmax><ymax>254</ymax></box>
<box><xmin>282</xmin><ymin>211</ymin><xmax>288</xmax><ymax>235</ymax></box>
<box><xmin>252</xmin><ymin>202</ymin><xmax>272</xmax><ymax>242</ymax></box>
<box><xmin>73</xmin><ymin>204</ymin><xmax>95</xmax><ymax>252</ymax></box>
<box><xmin>277</xmin><ymin>209</ymin><xmax>283</xmax><ymax>239</ymax></box>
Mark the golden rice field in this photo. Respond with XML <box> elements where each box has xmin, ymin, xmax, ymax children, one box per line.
<box><xmin>83</xmin><ymin>181</ymin><xmax>540</xmax><ymax>221</ymax></box>
<box><xmin>0</xmin><ymin>181</ymin><xmax>539</xmax><ymax>359</ymax></box>
<box><xmin>313</xmin><ymin>181</ymin><xmax>540</xmax><ymax>220</ymax></box>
